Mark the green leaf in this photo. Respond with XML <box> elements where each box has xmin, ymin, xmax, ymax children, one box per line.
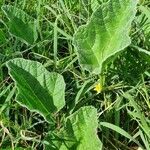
<box><xmin>6</xmin><ymin>58</ymin><xmax>65</xmax><ymax>122</ymax></box>
<box><xmin>2</xmin><ymin>5</ymin><xmax>38</xmax><ymax>44</ymax></box>
<box><xmin>59</xmin><ymin>106</ymin><xmax>102</xmax><ymax>150</ymax></box>
<box><xmin>74</xmin><ymin>0</ymin><xmax>138</xmax><ymax>74</ymax></box>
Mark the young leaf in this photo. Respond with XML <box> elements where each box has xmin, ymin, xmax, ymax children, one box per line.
<box><xmin>6</xmin><ymin>58</ymin><xmax>65</xmax><ymax>122</ymax></box>
<box><xmin>2</xmin><ymin>5</ymin><xmax>38</xmax><ymax>44</ymax></box>
<box><xmin>59</xmin><ymin>106</ymin><xmax>102</xmax><ymax>150</ymax></box>
<box><xmin>74</xmin><ymin>0</ymin><xmax>138</xmax><ymax>74</ymax></box>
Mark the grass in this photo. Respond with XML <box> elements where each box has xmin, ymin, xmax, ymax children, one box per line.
<box><xmin>0</xmin><ymin>0</ymin><xmax>150</xmax><ymax>149</ymax></box>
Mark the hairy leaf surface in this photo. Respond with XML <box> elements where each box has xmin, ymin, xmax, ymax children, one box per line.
<box><xmin>74</xmin><ymin>0</ymin><xmax>138</xmax><ymax>74</ymax></box>
<box><xmin>50</xmin><ymin>106</ymin><xmax>102</xmax><ymax>150</ymax></box>
<box><xmin>6</xmin><ymin>58</ymin><xmax>65</xmax><ymax>122</ymax></box>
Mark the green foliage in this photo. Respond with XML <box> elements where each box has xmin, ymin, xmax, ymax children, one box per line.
<box><xmin>90</xmin><ymin>0</ymin><xmax>101</xmax><ymax>11</ymax></box>
<box><xmin>74</xmin><ymin>0</ymin><xmax>138</xmax><ymax>74</ymax></box>
<box><xmin>45</xmin><ymin>106</ymin><xmax>102</xmax><ymax>150</ymax></box>
<box><xmin>60</xmin><ymin>106</ymin><xmax>102</xmax><ymax>150</ymax></box>
<box><xmin>0</xmin><ymin>0</ymin><xmax>150</xmax><ymax>149</ymax></box>
<box><xmin>6</xmin><ymin>58</ymin><xmax>65</xmax><ymax>122</ymax></box>
<box><xmin>2</xmin><ymin>5</ymin><xmax>38</xmax><ymax>44</ymax></box>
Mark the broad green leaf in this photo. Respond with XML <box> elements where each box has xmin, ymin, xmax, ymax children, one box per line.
<box><xmin>6</xmin><ymin>58</ymin><xmax>65</xmax><ymax>122</ymax></box>
<box><xmin>2</xmin><ymin>5</ymin><xmax>38</xmax><ymax>44</ymax></box>
<box><xmin>58</xmin><ymin>106</ymin><xmax>102</xmax><ymax>150</ymax></box>
<box><xmin>74</xmin><ymin>0</ymin><xmax>138</xmax><ymax>74</ymax></box>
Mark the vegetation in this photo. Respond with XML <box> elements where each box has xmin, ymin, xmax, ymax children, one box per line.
<box><xmin>0</xmin><ymin>0</ymin><xmax>150</xmax><ymax>149</ymax></box>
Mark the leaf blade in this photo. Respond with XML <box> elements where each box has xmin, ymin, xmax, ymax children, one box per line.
<box><xmin>74</xmin><ymin>0</ymin><xmax>138</xmax><ymax>74</ymax></box>
<box><xmin>2</xmin><ymin>5</ymin><xmax>38</xmax><ymax>44</ymax></box>
<box><xmin>6</xmin><ymin>58</ymin><xmax>65</xmax><ymax>122</ymax></box>
<box><xmin>60</xmin><ymin>106</ymin><xmax>102</xmax><ymax>150</ymax></box>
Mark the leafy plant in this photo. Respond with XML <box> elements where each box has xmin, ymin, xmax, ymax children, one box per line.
<box><xmin>6</xmin><ymin>58</ymin><xmax>102</xmax><ymax>149</ymax></box>
<box><xmin>1</xmin><ymin>0</ymin><xmax>150</xmax><ymax>149</ymax></box>
<box><xmin>45</xmin><ymin>106</ymin><xmax>102</xmax><ymax>150</ymax></box>
<box><xmin>2</xmin><ymin>5</ymin><xmax>38</xmax><ymax>44</ymax></box>
<box><xmin>73</xmin><ymin>0</ymin><xmax>138</xmax><ymax>74</ymax></box>
<box><xmin>6</xmin><ymin>58</ymin><xmax>65</xmax><ymax>122</ymax></box>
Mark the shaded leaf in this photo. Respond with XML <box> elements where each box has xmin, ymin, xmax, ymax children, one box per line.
<box><xmin>6</xmin><ymin>58</ymin><xmax>65</xmax><ymax>122</ymax></box>
<box><xmin>2</xmin><ymin>5</ymin><xmax>38</xmax><ymax>44</ymax></box>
